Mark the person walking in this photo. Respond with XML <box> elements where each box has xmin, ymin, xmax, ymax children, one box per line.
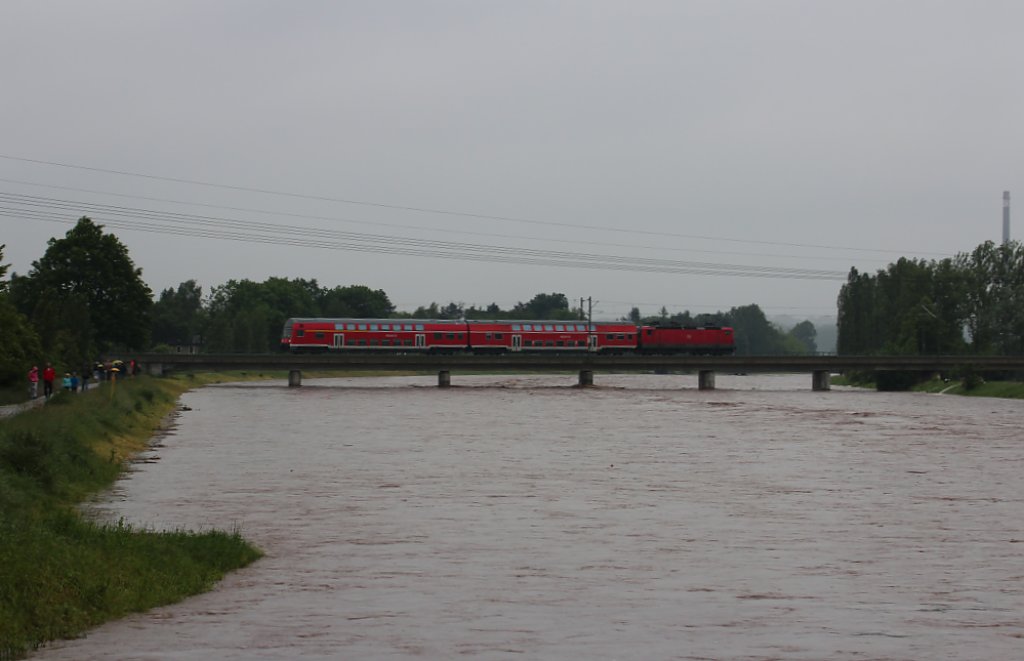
<box><xmin>42</xmin><ymin>363</ymin><xmax>56</xmax><ymax>399</ymax></box>
<box><xmin>28</xmin><ymin>365</ymin><xmax>39</xmax><ymax>399</ymax></box>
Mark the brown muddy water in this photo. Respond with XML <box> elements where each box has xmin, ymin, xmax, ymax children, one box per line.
<box><xmin>31</xmin><ymin>374</ymin><xmax>1024</xmax><ymax>660</ymax></box>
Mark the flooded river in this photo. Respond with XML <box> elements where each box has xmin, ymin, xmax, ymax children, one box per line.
<box><xmin>32</xmin><ymin>374</ymin><xmax>1024</xmax><ymax>660</ymax></box>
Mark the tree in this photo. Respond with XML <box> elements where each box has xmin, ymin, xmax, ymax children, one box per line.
<box><xmin>320</xmin><ymin>285</ymin><xmax>394</xmax><ymax>318</ymax></box>
<box><xmin>726</xmin><ymin>304</ymin><xmax>788</xmax><ymax>355</ymax></box>
<box><xmin>151</xmin><ymin>280</ymin><xmax>204</xmax><ymax>347</ymax></box>
<box><xmin>10</xmin><ymin>217</ymin><xmax>152</xmax><ymax>360</ymax></box>
<box><xmin>788</xmin><ymin>320</ymin><xmax>817</xmax><ymax>353</ymax></box>
<box><xmin>0</xmin><ymin>245</ymin><xmax>43</xmax><ymax>387</ymax></box>
<box><xmin>512</xmin><ymin>293</ymin><xmax>572</xmax><ymax>319</ymax></box>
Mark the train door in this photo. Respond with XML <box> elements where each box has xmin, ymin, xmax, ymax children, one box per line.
<box><xmin>333</xmin><ymin>333</ymin><xmax>344</xmax><ymax>349</ymax></box>
<box><xmin>512</xmin><ymin>335</ymin><xmax>522</xmax><ymax>352</ymax></box>
<box><xmin>588</xmin><ymin>334</ymin><xmax>599</xmax><ymax>352</ymax></box>
<box><xmin>415</xmin><ymin>334</ymin><xmax>426</xmax><ymax>349</ymax></box>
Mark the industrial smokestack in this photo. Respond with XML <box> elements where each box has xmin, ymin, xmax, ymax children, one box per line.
<box><xmin>1003</xmin><ymin>191</ymin><xmax>1011</xmax><ymax>245</ymax></box>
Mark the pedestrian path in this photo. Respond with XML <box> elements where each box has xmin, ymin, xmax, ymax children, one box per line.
<box><xmin>0</xmin><ymin>398</ymin><xmax>46</xmax><ymax>418</ymax></box>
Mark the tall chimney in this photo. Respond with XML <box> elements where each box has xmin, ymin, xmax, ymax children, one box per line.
<box><xmin>1003</xmin><ymin>191</ymin><xmax>1011</xmax><ymax>244</ymax></box>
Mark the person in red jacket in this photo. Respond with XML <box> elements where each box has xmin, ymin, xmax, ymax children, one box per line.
<box><xmin>42</xmin><ymin>363</ymin><xmax>56</xmax><ymax>400</ymax></box>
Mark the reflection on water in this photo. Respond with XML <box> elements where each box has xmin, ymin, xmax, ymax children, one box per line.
<box><xmin>34</xmin><ymin>374</ymin><xmax>1024</xmax><ymax>660</ymax></box>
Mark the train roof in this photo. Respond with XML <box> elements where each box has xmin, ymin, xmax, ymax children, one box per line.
<box><xmin>284</xmin><ymin>317</ymin><xmax>465</xmax><ymax>325</ymax></box>
<box><xmin>463</xmin><ymin>319</ymin><xmax>633</xmax><ymax>325</ymax></box>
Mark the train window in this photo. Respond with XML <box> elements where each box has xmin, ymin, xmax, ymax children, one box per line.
<box><xmin>545</xmin><ymin>325</ymin><xmax>554</xmax><ymax>331</ymax></box>
<box><xmin>344</xmin><ymin>323</ymin><xmax>353</xmax><ymax>330</ymax></box>
<box><xmin>358</xmin><ymin>324</ymin><xmax>367</xmax><ymax>331</ymax></box>
<box><xmin>523</xmin><ymin>324</ymin><xmax>533</xmax><ymax>331</ymax></box>
<box><xmin>296</xmin><ymin>330</ymin><xmax>305</xmax><ymax>337</ymax></box>
<box><xmin>556</xmin><ymin>340</ymin><xmax>564</xmax><ymax>346</ymax></box>
<box><xmin>577</xmin><ymin>340</ymin><xmax>585</xmax><ymax>346</ymax></box>
<box><xmin>380</xmin><ymin>324</ymin><xmax>389</xmax><ymax>331</ymax></box>
<box><xmin>546</xmin><ymin>340</ymin><xmax>554</xmax><ymax>346</ymax></box>
<box><xmin>495</xmin><ymin>333</ymin><xmax>503</xmax><ymax>340</ymax></box>
<box><xmin>555</xmin><ymin>325</ymin><xmax>564</xmax><ymax>332</ymax></box>
<box><xmin>404</xmin><ymin>339</ymin><xmax>413</xmax><ymax>346</ymax></box>
<box><xmin>369</xmin><ymin>339</ymin><xmax>378</xmax><ymax>346</ymax></box>
<box><xmin>512</xmin><ymin>324</ymin><xmax>521</xmax><ymax>331</ymax></box>
<box><xmin>358</xmin><ymin>339</ymin><xmax>366</xmax><ymax>346</ymax></box>
<box><xmin>334</xmin><ymin>323</ymin><xmax>344</xmax><ymax>330</ymax></box>
<box><xmin>617</xmin><ymin>334</ymin><xmax>625</xmax><ymax>340</ymax></box>
<box><xmin>405</xmin><ymin>324</ymin><xmax>413</xmax><ymax>331</ymax></box>
<box><xmin>315</xmin><ymin>332</ymin><xmax>325</xmax><ymax>339</ymax></box>
<box><xmin>446</xmin><ymin>333</ymin><xmax>455</xmax><ymax>340</ymax></box>
<box><xmin>458</xmin><ymin>333</ymin><xmax>464</xmax><ymax>339</ymax></box>
<box><xmin>485</xmin><ymin>333</ymin><xmax>492</xmax><ymax>341</ymax></box>
<box><xmin>434</xmin><ymin>333</ymin><xmax>442</xmax><ymax>340</ymax></box>
<box><xmin>370</xmin><ymin>324</ymin><xmax>379</xmax><ymax>331</ymax></box>
<box><xmin>627</xmin><ymin>334</ymin><xmax>634</xmax><ymax>340</ymax></box>
<box><xmin>415</xmin><ymin>324</ymin><xmax>425</xmax><ymax>331</ymax></box>
<box><xmin>381</xmin><ymin>339</ymin><xmax>390</xmax><ymax>346</ymax></box>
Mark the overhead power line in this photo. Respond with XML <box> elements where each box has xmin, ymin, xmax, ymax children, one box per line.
<box><xmin>0</xmin><ymin>191</ymin><xmax>850</xmax><ymax>281</ymax></box>
<box><xmin>0</xmin><ymin>177</ymin><xmax>898</xmax><ymax>265</ymax></box>
<box><xmin>0</xmin><ymin>153</ymin><xmax>931</xmax><ymax>256</ymax></box>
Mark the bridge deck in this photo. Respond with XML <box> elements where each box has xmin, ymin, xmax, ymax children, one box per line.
<box><xmin>134</xmin><ymin>353</ymin><xmax>1024</xmax><ymax>373</ymax></box>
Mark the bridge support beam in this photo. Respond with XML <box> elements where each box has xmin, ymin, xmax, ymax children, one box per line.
<box><xmin>288</xmin><ymin>369</ymin><xmax>302</xmax><ymax>387</ymax></box>
<box><xmin>698</xmin><ymin>370</ymin><xmax>716</xmax><ymax>390</ymax></box>
<box><xmin>438</xmin><ymin>370</ymin><xmax>451</xmax><ymax>388</ymax></box>
<box><xmin>578</xmin><ymin>370</ymin><xmax>594</xmax><ymax>387</ymax></box>
<box><xmin>812</xmin><ymin>370</ymin><xmax>831</xmax><ymax>391</ymax></box>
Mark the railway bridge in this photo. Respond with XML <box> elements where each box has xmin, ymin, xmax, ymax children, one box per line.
<box><xmin>132</xmin><ymin>353</ymin><xmax>1024</xmax><ymax>391</ymax></box>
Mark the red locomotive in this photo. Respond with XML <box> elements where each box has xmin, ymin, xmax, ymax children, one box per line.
<box><xmin>282</xmin><ymin>318</ymin><xmax>735</xmax><ymax>355</ymax></box>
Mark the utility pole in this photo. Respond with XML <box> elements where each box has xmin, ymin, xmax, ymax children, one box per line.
<box><xmin>583</xmin><ymin>297</ymin><xmax>595</xmax><ymax>351</ymax></box>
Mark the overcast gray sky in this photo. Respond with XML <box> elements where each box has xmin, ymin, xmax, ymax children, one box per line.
<box><xmin>2</xmin><ymin>1</ymin><xmax>1021</xmax><ymax>320</ymax></box>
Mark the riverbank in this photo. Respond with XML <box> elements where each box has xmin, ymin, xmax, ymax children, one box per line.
<box><xmin>0</xmin><ymin>374</ymin><xmax>264</xmax><ymax>660</ymax></box>
<box><xmin>831</xmin><ymin>374</ymin><xmax>1024</xmax><ymax>399</ymax></box>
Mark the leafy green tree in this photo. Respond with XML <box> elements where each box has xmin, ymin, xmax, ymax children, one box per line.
<box><xmin>151</xmin><ymin>280</ymin><xmax>205</xmax><ymax>348</ymax></box>
<box><xmin>320</xmin><ymin>285</ymin><xmax>394</xmax><ymax>318</ymax></box>
<box><xmin>0</xmin><ymin>245</ymin><xmax>43</xmax><ymax>387</ymax></box>
<box><xmin>512</xmin><ymin>293</ymin><xmax>573</xmax><ymax>319</ymax></box>
<box><xmin>956</xmin><ymin>241</ymin><xmax>1024</xmax><ymax>354</ymax></box>
<box><xmin>725</xmin><ymin>304</ymin><xmax>789</xmax><ymax>355</ymax></box>
<box><xmin>788</xmin><ymin>320</ymin><xmax>817</xmax><ymax>353</ymax></box>
<box><xmin>10</xmin><ymin>217</ymin><xmax>152</xmax><ymax>361</ymax></box>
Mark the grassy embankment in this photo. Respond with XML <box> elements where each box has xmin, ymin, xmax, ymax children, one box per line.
<box><xmin>0</xmin><ymin>373</ymin><xmax>266</xmax><ymax>660</ymax></box>
<box><xmin>831</xmin><ymin>373</ymin><xmax>1024</xmax><ymax>398</ymax></box>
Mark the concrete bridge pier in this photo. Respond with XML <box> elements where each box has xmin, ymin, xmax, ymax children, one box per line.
<box><xmin>147</xmin><ymin>362</ymin><xmax>164</xmax><ymax>377</ymax></box>
<box><xmin>288</xmin><ymin>369</ymin><xmax>302</xmax><ymax>387</ymax></box>
<box><xmin>698</xmin><ymin>370</ymin><xmax>716</xmax><ymax>390</ymax></box>
<box><xmin>578</xmin><ymin>370</ymin><xmax>594</xmax><ymax>387</ymax></box>
<box><xmin>812</xmin><ymin>370</ymin><xmax>831</xmax><ymax>391</ymax></box>
<box><xmin>438</xmin><ymin>370</ymin><xmax>451</xmax><ymax>388</ymax></box>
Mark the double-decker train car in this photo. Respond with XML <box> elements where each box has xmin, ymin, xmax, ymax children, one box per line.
<box><xmin>637</xmin><ymin>324</ymin><xmax>735</xmax><ymax>355</ymax></box>
<box><xmin>281</xmin><ymin>318</ymin><xmax>736</xmax><ymax>355</ymax></box>
<box><xmin>465</xmin><ymin>320</ymin><xmax>638</xmax><ymax>353</ymax></box>
<box><xmin>281</xmin><ymin>318</ymin><xmax>468</xmax><ymax>353</ymax></box>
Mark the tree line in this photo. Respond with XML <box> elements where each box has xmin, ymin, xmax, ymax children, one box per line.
<box><xmin>837</xmin><ymin>240</ymin><xmax>1024</xmax><ymax>356</ymax></box>
<box><xmin>1</xmin><ymin>217</ymin><xmax>824</xmax><ymax>391</ymax></box>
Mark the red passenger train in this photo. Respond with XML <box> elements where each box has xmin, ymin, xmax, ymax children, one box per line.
<box><xmin>281</xmin><ymin>318</ymin><xmax>735</xmax><ymax>355</ymax></box>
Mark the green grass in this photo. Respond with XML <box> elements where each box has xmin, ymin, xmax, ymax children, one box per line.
<box><xmin>832</xmin><ymin>373</ymin><xmax>1024</xmax><ymax>399</ymax></box>
<box><xmin>0</xmin><ymin>375</ymin><xmax>263</xmax><ymax>660</ymax></box>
